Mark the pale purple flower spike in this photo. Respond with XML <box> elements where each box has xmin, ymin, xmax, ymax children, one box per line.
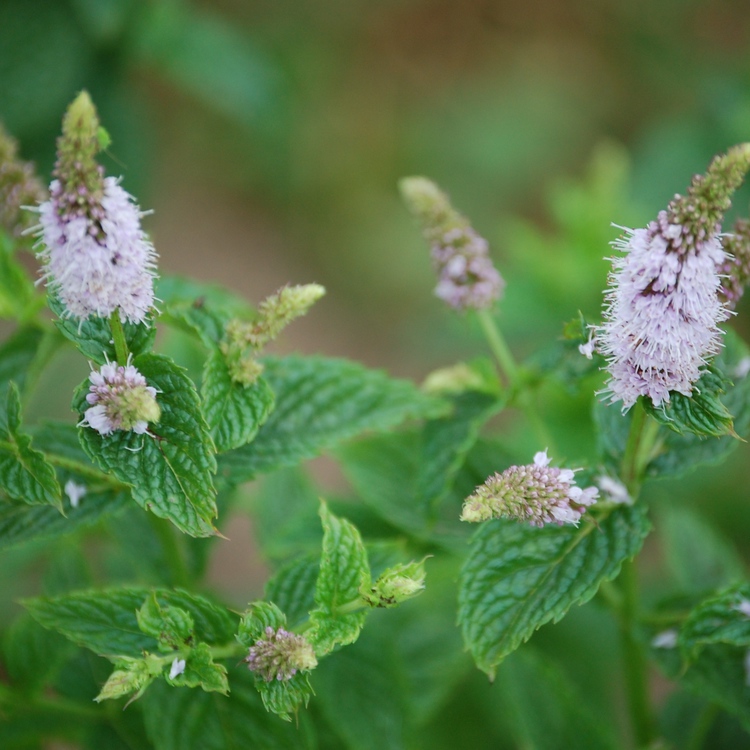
<box><xmin>245</xmin><ymin>626</ymin><xmax>317</xmax><ymax>682</ymax></box>
<box><xmin>37</xmin><ymin>176</ymin><xmax>157</xmax><ymax>323</ymax></box>
<box><xmin>597</xmin><ymin>215</ymin><xmax>729</xmax><ymax>409</ymax></box>
<box><xmin>81</xmin><ymin>360</ymin><xmax>159</xmax><ymax>436</ymax></box>
<box><xmin>461</xmin><ymin>449</ymin><xmax>598</xmax><ymax>527</ymax></box>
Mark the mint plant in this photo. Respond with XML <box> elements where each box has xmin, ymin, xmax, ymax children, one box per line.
<box><xmin>2</xmin><ymin>91</ymin><xmax>750</xmax><ymax>749</ymax></box>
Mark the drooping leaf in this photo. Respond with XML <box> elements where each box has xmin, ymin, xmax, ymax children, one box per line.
<box><xmin>49</xmin><ymin>293</ymin><xmax>155</xmax><ymax>365</ymax></box>
<box><xmin>0</xmin><ymin>383</ymin><xmax>61</xmax><ymax>509</ymax></box>
<box><xmin>24</xmin><ymin>587</ymin><xmax>237</xmax><ymax>658</ymax></box>
<box><xmin>218</xmin><ymin>355</ymin><xmax>445</xmax><ymax>485</ymax></box>
<box><xmin>76</xmin><ymin>353</ymin><xmax>218</xmax><ymax>537</ymax></box>
<box><xmin>307</xmin><ymin>502</ymin><xmax>370</xmax><ymax>655</ymax></box>
<box><xmin>458</xmin><ymin>504</ymin><xmax>651</xmax><ymax>677</ymax></box>
<box><xmin>201</xmin><ymin>349</ymin><xmax>275</xmax><ymax>452</ymax></box>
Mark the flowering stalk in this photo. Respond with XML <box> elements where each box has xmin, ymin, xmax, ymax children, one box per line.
<box><xmin>598</xmin><ymin>144</ymin><xmax>750</xmax><ymax>409</ymax></box>
<box><xmin>245</xmin><ymin>627</ymin><xmax>317</xmax><ymax>682</ymax></box>
<box><xmin>34</xmin><ymin>91</ymin><xmax>157</xmax><ymax>335</ymax></box>
<box><xmin>719</xmin><ymin>218</ymin><xmax>750</xmax><ymax>309</ymax></box>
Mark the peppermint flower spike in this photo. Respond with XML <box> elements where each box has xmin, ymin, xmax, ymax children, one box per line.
<box><xmin>81</xmin><ymin>357</ymin><xmax>160</xmax><ymax>436</ymax></box>
<box><xmin>718</xmin><ymin>218</ymin><xmax>750</xmax><ymax>309</ymax></box>
<box><xmin>245</xmin><ymin>626</ymin><xmax>317</xmax><ymax>682</ymax></box>
<box><xmin>598</xmin><ymin>144</ymin><xmax>750</xmax><ymax>410</ymax></box>
<box><xmin>0</xmin><ymin>123</ymin><xmax>46</xmax><ymax>238</ymax></box>
<box><xmin>461</xmin><ymin>450</ymin><xmax>599</xmax><ymax>527</ymax></box>
<box><xmin>399</xmin><ymin>176</ymin><xmax>504</xmax><ymax>311</ymax></box>
<box><xmin>34</xmin><ymin>91</ymin><xmax>157</xmax><ymax>325</ymax></box>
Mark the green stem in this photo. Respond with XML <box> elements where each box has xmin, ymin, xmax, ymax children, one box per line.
<box><xmin>686</xmin><ymin>702</ymin><xmax>719</xmax><ymax>750</ymax></box>
<box><xmin>44</xmin><ymin>451</ymin><xmax>127</xmax><ymax>489</ymax></box>
<box><xmin>619</xmin><ymin>559</ymin><xmax>657</xmax><ymax>748</ymax></box>
<box><xmin>109</xmin><ymin>309</ymin><xmax>129</xmax><ymax>364</ymax></box>
<box><xmin>476</xmin><ymin>309</ymin><xmax>517</xmax><ymax>386</ymax></box>
<box><xmin>147</xmin><ymin>515</ymin><xmax>190</xmax><ymax>589</ymax></box>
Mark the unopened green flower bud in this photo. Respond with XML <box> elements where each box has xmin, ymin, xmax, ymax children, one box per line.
<box><xmin>361</xmin><ymin>559</ymin><xmax>427</xmax><ymax>608</ymax></box>
<box><xmin>422</xmin><ymin>362</ymin><xmax>487</xmax><ymax>394</ymax></box>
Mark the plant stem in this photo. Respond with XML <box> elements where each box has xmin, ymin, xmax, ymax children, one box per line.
<box><xmin>109</xmin><ymin>309</ymin><xmax>129</xmax><ymax>364</ymax></box>
<box><xmin>43</xmin><ymin>451</ymin><xmax>127</xmax><ymax>489</ymax></box>
<box><xmin>619</xmin><ymin>558</ymin><xmax>657</xmax><ymax>748</ymax></box>
<box><xmin>148</xmin><ymin>514</ymin><xmax>190</xmax><ymax>588</ymax></box>
<box><xmin>686</xmin><ymin>702</ymin><xmax>719</xmax><ymax>750</ymax></box>
<box><xmin>475</xmin><ymin>309</ymin><xmax>556</xmax><ymax>452</ymax></box>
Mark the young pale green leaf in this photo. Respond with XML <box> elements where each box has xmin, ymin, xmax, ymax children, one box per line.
<box><xmin>679</xmin><ymin>584</ymin><xmax>750</xmax><ymax>657</ymax></box>
<box><xmin>458</xmin><ymin>504</ymin><xmax>651</xmax><ymax>677</ymax></box>
<box><xmin>308</xmin><ymin>502</ymin><xmax>370</xmax><ymax>655</ymax></box>
<box><xmin>237</xmin><ymin>601</ymin><xmax>286</xmax><ymax>648</ymax></box>
<box><xmin>142</xmin><ymin>669</ymin><xmax>313</xmax><ymax>750</ymax></box>
<box><xmin>168</xmin><ymin>642</ymin><xmax>228</xmax><ymax>694</ymax></box>
<box><xmin>137</xmin><ymin>592</ymin><xmax>195</xmax><ymax>652</ymax></box>
<box><xmin>24</xmin><ymin>587</ymin><xmax>237</xmax><ymax>658</ymax></box>
<box><xmin>659</xmin><ymin>506</ymin><xmax>744</xmax><ymax>594</ymax></box>
<box><xmin>648</xmin><ymin>329</ymin><xmax>750</xmax><ymax>478</ymax></box>
<box><xmin>76</xmin><ymin>353</ymin><xmax>218</xmax><ymax>537</ymax></box>
<box><xmin>264</xmin><ymin>556</ymin><xmax>320</xmax><ymax>629</ymax></box>
<box><xmin>643</xmin><ymin>367</ymin><xmax>734</xmax><ymax>437</ymax></box>
<box><xmin>0</xmin><ymin>383</ymin><xmax>61</xmax><ymax>510</ymax></box>
<box><xmin>48</xmin><ymin>293</ymin><xmax>156</xmax><ymax>365</ymax></box>
<box><xmin>95</xmin><ymin>653</ymin><xmax>162</xmax><ymax>703</ymax></box>
<box><xmin>218</xmin><ymin>355</ymin><xmax>446</xmax><ymax>485</ymax></box>
<box><xmin>201</xmin><ymin>349</ymin><xmax>275</xmax><ymax>452</ymax></box>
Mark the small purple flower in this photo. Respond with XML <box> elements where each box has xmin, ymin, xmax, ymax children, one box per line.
<box><xmin>245</xmin><ymin>626</ymin><xmax>317</xmax><ymax>682</ymax></box>
<box><xmin>461</xmin><ymin>449</ymin><xmax>598</xmax><ymax>527</ymax></box>
<box><xmin>80</xmin><ymin>360</ymin><xmax>160</xmax><ymax>436</ymax></box>
<box><xmin>718</xmin><ymin>218</ymin><xmax>750</xmax><ymax>309</ymax></box>
<box><xmin>33</xmin><ymin>92</ymin><xmax>157</xmax><ymax>324</ymax></box>
<box><xmin>64</xmin><ymin>480</ymin><xmax>87</xmax><ymax>509</ymax></box>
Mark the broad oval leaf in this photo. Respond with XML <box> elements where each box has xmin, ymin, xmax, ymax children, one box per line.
<box><xmin>201</xmin><ymin>349</ymin><xmax>274</xmax><ymax>453</ymax></box>
<box><xmin>458</xmin><ymin>504</ymin><xmax>651</xmax><ymax>677</ymax></box>
<box><xmin>24</xmin><ymin>587</ymin><xmax>237</xmax><ymax>658</ymax></box>
<box><xmin>76</xmin><ymin>353</ymin><xmax>218</xmax><ymax>537</ymax></box>
<box><xmin>218</xmin><ymin>355</ymin><xmax>445</xmax><ymax>485</ymax></box>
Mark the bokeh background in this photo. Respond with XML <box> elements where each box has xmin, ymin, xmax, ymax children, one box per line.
<box><xmin>3</xmin><ymin>0</ymin><xmax>750</xmax><ymax>743</ymax></box>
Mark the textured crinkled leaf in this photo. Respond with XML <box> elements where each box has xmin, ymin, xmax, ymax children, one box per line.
<box><xmin>76</xmin><ymin>353</ymin><xmax>218</xmax><ymax>537</ymax></box>
<box><xmin>264</xmin><ymin>556</ymin><xmax>320</xmax><ymax>629</ymax></box>
<box><xmin>169</xmin><ymin>642</ymin><xmax>228</xmax><ymax>694</ymax></box>
<box><xmin>202</xmin><ymin>349</ymin><xmax>275</xmax><ymax>452</ymax></box>
<box><xmin>659</xmin><ymin>505</ymin><xmax>744</xmax><ymax>594</ymax></box>
<box><xmin>48</xmin><ymin>292</ymin><xmax>156</xmax><ymax>365</ymax></box>
<box><xmin>0</xmin><ymin>383</ymin><xmax>61</xmax><ymax>509</ymax></box>
<box><xmin>24</xmin><ymin>587</ymin><xmax>237</xmax><ymax>658</ymax></box>
<box><xmin>679</xmin><ymin>584</ymin><xmax>750</xmax><ymax>657</ymax></box>
<box><xmin>142</xmin><ymin>671</ymin><xmax>313</xmax><ymax>750</ymax></box>
<box><xmin>644</xmin><ymin>366</ymin><xmax>734</xmax><ymax>437</ymax></box>
<box><xmin>218</xmin><ymin>355</ymin><xmax>446</xmax><ymax>485</ymax></box>
<box><xmin>648</xmin><ymin>330</ymin><xmax>750</xmax><ymax>477</ymax></box>
<box><xmin>458</xmin><ymin>504</ymin><xmax>651</xmax><ymax>676</ymax></box>
<box><xmin>308</xmin><ymin>502</ymin><xmax>370</xmax><ymax>655</ymax></box>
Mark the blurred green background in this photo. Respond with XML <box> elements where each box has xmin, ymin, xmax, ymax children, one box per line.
<box><xmin>3</xmin><ymin>0</ymin><xmax>750</xmax><ymax>743</ymax></box>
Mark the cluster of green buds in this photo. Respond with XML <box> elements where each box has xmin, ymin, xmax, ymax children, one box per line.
<box><xmin>361</xmin><ymin>559</ymin><xmax>428</xmax><ymax>608</ymax></box>
<box><xmin>221</xmin><ymin>283</ymin><xmax>326</xmax><ymax>385</ymax></box>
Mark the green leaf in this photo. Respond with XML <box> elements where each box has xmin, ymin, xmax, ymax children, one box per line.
<box><xmin>264</xmin><ymin>555</ymin><xmax>320</xmax><ymax>629</ymax></box>
<box><xmin>95</xmin><ymin>653</ymin><xmax>162</xmax><ymax>703</ymax></box>
<box><xmin>237</xmin><ymin>601</ymin><xmax>314</xmax><ymax>720</ymax></box>
<box><xmin>493</xmin><ymin>648</ymin><xmax>619</xmax><ymax>750</ymax></box>
<box><xmin>648</xmin><ymin>329</ymin><xmax>750</xmax><ymax>477</ymax></box>
<box><xmin>137</xmin><ymin>592</ymin><xmax>195</xmax><ymax>652</ymax></box>
<box><xmin>0</xmin><ymin>231</ymin><xmax>38</xmax><ymax>319</ymax></box>
<box><xmin>308</xmin><ymin>502</ymin><xmax>370</xmax><ymax>655</ymax></box>
<box><xmin>169</xmin><ymin>642</ymin><xmax>228</xmax><ymax>694</ymax></box>
<box><xmin>142</xmin><ymin>670</ymin><xmax>313</xmax><ymax>750</ymax></box>
<box><xmin>593</xmin><ymin>397</ymin><xmax>632</xmax><ymax>473</ymax></box>
<box><xmin>24</xmin><ymin>587</ymin><xmax>237</xmax><ymax>658</ymax></box>
<box><xmin>76</xmin><ymin>353</ymin><xmax>218</xmax><ymax>537</ymax></box>
<box><xmin>49</xmin><ymin>293</ymin><xmax>156</xmax><ymax>365</ymax></box>
<box><xmin>0</xmin><ymin>383</ymin><xmax>61</xmax><ymax>509</ymax></box>
<box><xmin>659</xmin><ymin>505</ymin><xmax>744</xmax><ymax>594</ymax></box>
<box><xmin>201</xmin><ymin>349</ymin><xmax>275</xmax><ymax>452</ymax></box>
<box><xmin>458</xmin><ymin>504</ymin><xmax>651</xmax><ymax>677</ymax></box>
<box><xmin>643</xmin><ymin>367</ymin><xmax>734</xmax><ymax>437</ymax></box>
<box><xmin>218</xmin><ymin>355</ymin><xmax>445</xmax><ymax>485</ymax></box>
<box><xmin>679</xmin><ymin>584</ymin><xmax>750</xmax><ymax>657</ymax></box>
